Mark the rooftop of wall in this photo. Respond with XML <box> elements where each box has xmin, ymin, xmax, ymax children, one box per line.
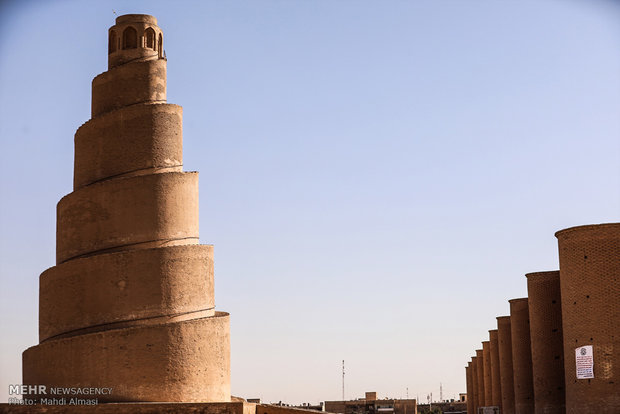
<box><xmin>489</xmin><ymin>329</ymin><xmax>498</xmax><ymax>334</ymax></box>
<box><xmin>116</xmin><ymin>14</ymin><xmax>157</xmax><ymax>25</ymax></box>
<box><xmin>554</xmin><ymin>222</ymin><xmax>620</xmax><ymax>239</ymax></box>
<box><xmin>0</xmin><ymin>402</ymin><xmax>252</xmax><ymax>413</ymax></box>
<box><xmin>508</xmin><ymin>297</ymin><xmax>527</xmax><ymax>304</ymax></box>
<box><xmin>496</xmin><ymin>315</ymin><xmax>510</xmax><ymax>321</ymax></box>
<box><xmin>525</xmin><ymin>270</ymin><xmax>559</xmax><ymax>280</ymax></box>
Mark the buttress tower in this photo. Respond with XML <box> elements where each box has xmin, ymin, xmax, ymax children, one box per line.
<box><xmin>22</xmin><ymin>14</ymin><xmax>231</xmax><ymax>402</ymax></box>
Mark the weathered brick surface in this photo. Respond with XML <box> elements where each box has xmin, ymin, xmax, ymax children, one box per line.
<box><xmin>526</xmin><ymin>271</ymin><xmax>565</xmax><ymax>414</ymax></box>
<box><xmin>497</xmin><ymin>316</ymin><xmax>515</xmax><ymax>414</ymax></box>
<box><xmin>489</xmin><ymin>330</ymin><xmax>502</xmax><ymax>408</ymax></box>
<box><xmin>509</xmin><ymin>298</ymin><xmax>534</xmax><ymax>414</ymax></box>
<box><xmin>476</xmin><ymin>349</ymin><xmax>485</xmax><ymax>410</ymax></box>
<box><xmin>466</xmin><ymin>362</ymin><xmax>474</xmax><ymax>414</ymax></box>
<box><xmin>556</xmin><ymin>223</ymin><xmax>620</xmax><ymax>413</ymax></box>
<box><xmin>471</xmin><ymin>356</ymin><xmax>479</xmax><ymax>412</ymax></box>
<box><xmin>482</xmin><ymin>341</ymin><xmax>492</xmax><ymax>406</ymax></box>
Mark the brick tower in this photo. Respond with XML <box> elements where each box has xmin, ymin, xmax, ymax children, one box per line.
<box><xmin>496</xmin><ymin>316</ymin><xmax>515</xmax><ymax>414</ymax></box>
<box><xmin>476</xmin><ymin>348</ymin><xmax>485</xmax><ymax>409</ymax></box>
<box><xmin>466</xmin><ymin>362</ymin><xmax>474</xmax><ymax>414</ymax></box>
<box><xmin>509</xmin><ymin>298</ymin><xmax>534</xmax><ymax>414</ymax></box>
<box><xmin>482</xmin><ymin>340</ymin><xmax>492</xmax><ymax>406</ymax></box>
<box><xmin>471</xmin><ymin>355</ymin><xmax>480</xmax><ymax>411</ymax></box>
<box><xmin>22</xmin><ymin>14</ymin><xmax>231</xmax><ymax>402</ymax></box>
<box><xmin>526</xmin><ymin>271</ymin><xmax>565</xmax><ymax>414</ymax></box>
<box><xmin>556</xmin><ymin>223</ymin><xmax>620</xmax><ymax>413</ymax></box>
<box><xmin>489</xmin><ymin>329</ymin><xmax>502</xmax><ymax>409</ymax></box>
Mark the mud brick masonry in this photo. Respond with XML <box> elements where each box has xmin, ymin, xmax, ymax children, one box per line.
<box><xmin>464</xmin><ymin>223</ymin><xmax>619</xmax><ymax>413</ymax></box>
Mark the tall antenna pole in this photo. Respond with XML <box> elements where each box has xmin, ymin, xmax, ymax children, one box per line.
<box><xmin>440</xmin><ymin>383</ymin><xmax>442</xmax><ymax>402</ymax></box>
<box><xmin>342</xmin><ymin>360</ymin><xmax>345</xmax><ymax>401</ymax></box>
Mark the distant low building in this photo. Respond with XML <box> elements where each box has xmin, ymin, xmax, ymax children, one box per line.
<box><xmin>416</xmin><ymin>401</ymin><xmax>467</xmax><ymax>414</ymax></box>
<box><xmin>325</xmin><ymin>392</ymin><xmax>417</xmax><ymax>414</ymax></box>
<box><xmin>291</xmin><ymin>402</ymin><xmax>325</xmax><ymax>411</ymax></box>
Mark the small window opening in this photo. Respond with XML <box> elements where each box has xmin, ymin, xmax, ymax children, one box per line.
<box><xmin>145</xmin><ymin>28</ymin><xmax>155</xmax><ymax>50</ymax></box>
<box><xmin>158</xmin><ymin>33</ymin><xmax>163</xmax><ymax>58</ymax></box>
<box><xmin>122</xmin><ymin>26</ymin><xmax>138</xmax><ymax>49</ymax></box>
<box><xmin>108</xmin><ymin>30</ymin><xmax>117</xmax><ymax>54</ymax></box>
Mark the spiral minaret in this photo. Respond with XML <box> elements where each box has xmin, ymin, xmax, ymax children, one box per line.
<box><xmin>22</xmin><ymin>14</ymin><xmax>231</xmax><ymax>402</ymax></box>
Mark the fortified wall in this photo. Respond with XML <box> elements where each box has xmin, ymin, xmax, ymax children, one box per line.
<box><xmin>464</xmin><ymin>223</ymin><xmax>619</xmax><ymax>414</ymax></box>
<box><xmin>21</xmin><ymin>14</ymin><xmax>231</xmax><ymax>403</ymax></box>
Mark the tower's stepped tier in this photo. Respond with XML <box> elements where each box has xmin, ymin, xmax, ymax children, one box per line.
<box><xmin>23</xmin><ymin>313</ymin><xmax>231</xmax><ymax>402</ymax></box>
<box><xmin>57</xmin><ymin>172</ymin><xmax>199</xmax><ymax>264</ymax></box>
<box><xmin>92</xmin><ymin>59</ymin><xmax>167</xmax><ymax>117</ymax></box>
<box><xmin>39</xmin><ymin>245</ymin><xmax>214</xmax><ymax>342</ymax></box>
<box><xmin>74</xmin><ymin>103</ymin><xmax>182</xmax><ymax>189</ymax></box>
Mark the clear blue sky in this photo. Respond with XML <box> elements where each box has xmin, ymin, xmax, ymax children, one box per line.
<box><xmin>1</xmin><ymin>0</ymin><xmax>619</xmax><ymax>405</ymax></box>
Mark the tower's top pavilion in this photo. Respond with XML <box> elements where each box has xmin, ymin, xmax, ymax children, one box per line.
<box><xmin>107</xmin><ymin>14</ymin><xmax>163</xmax><ymax>69</ymax></box>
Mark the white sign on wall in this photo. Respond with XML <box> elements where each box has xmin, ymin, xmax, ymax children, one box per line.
<box><xmin>575</xmin><ymin>345</ymin><xmax>594</xmax><ymax>379</ymax></box>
